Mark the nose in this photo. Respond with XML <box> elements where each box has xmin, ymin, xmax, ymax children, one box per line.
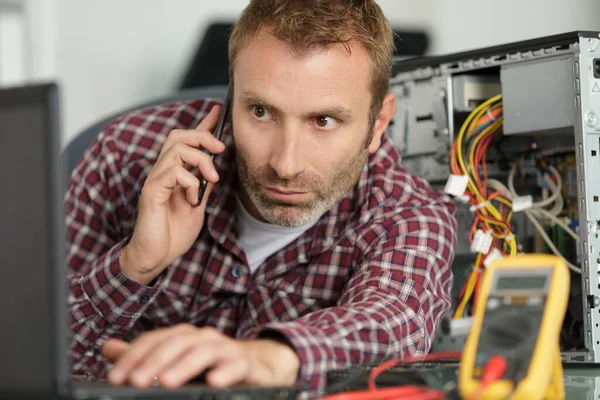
<box><xmin>269</xmin><ymin>123</ymin><xmax>306</xmax><ymax>180</ymax></box>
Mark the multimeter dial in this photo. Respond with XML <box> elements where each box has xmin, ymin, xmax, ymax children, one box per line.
<box><xmin>473</xmin><ymin>268</ymin><xmax>552</xmax><ymax>381</ymax></box>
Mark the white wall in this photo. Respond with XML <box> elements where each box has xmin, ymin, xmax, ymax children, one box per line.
<box><xmin>57</xmin><ymin>0</ymin><xmax>434</xmax><ymax>146</ymax></box>
<box><xmin>0</xmin><ymin>6</ymin><xmax>26</xmax><ymax>85</ymax></box>
<box><xmin>57</xmin><ymin>0</ymin><xmax>600</xmax><ymax>146</ymax></box>
<box><xmin>429</xmin><ymin>0</ymin><xmax>600</xmax><ymax>55</ymax></box>
<box><xmin>0</xmin><ymin>0</ymin><xmax>57</xmax><ymax>85</ymax></box>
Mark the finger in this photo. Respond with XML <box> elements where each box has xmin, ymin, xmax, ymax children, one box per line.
<box><xmin>195</xmin><ymin>104</ymin><xmax>222</xmax><ymax>132</ymax></box>
<box><xmin>128</xmin><ymin>334</ymin><xmax>200</xmax><ymax>388</ymax></box>
<box><xmin>152</xmin><ymin>142</ymin><xmax>220</xmax><ymax>185</ymax></box>
<box><xmin>205</xmin><ymin>358</ymin><xmax>252</xmax><ymax>388</ymax></box>
<box><xmin>159</xmin><ymin>126</ymin><xmax>225</xmax><ymax>163</ymax></box>
<box><xmin>159</xmin><ymin>105</ymin><xmax>222</xmax><ymax>158</ymax></box>
<box><xmin>127</xmin><ymin>327</ymin><xmax>228</xmax><ymax>388</ymax></box>
<box><xmin>107</xmin><ymin>325</ymin><xmax>193</xmax><ymax>386</ymax></box>
<box><xmin>102</xmin><ymin>339</ymin><xmax>130</xmax><ymax>364</ymax></box>
<box><xmin>158</xmin><ymin>344</ymin><xmax>226</xmax><ymax>388</ymax></box>
<box><xmin>146</xmin><ymin>165</ymin><xmax>200</xmax><ymax>206</ymax></box>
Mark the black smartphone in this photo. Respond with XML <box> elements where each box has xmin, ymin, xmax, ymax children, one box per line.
<box><xmin>198</xmin><ymin>85</ymin><xmax>232</xmax><ymax>204</ymax></box>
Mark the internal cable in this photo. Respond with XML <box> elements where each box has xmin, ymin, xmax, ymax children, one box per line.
<box><xmin>450</xmin><ymin>96</ymin><xmax>517</xmax><ymax>318</ymax></box>
<box><xmin>524</xmin><ymin>210</ymin><xmax>581</xmax><ymax>273</ymax></box>
<box><xmin>488</xmin><ymin>178</ymin><xmax>581</xmax><ymax>273</ymax></box>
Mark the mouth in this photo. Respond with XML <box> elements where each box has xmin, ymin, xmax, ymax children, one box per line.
<box><xmin>264</xmin><ymin>186</ymin><xmax>308</xmax><ymax>202</ymax></box>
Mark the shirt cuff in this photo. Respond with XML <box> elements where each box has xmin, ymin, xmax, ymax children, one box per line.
<box><xmin>79</xmin><ymin>238</ymin><xmax>165</xmax><ymax>326</ymax></box>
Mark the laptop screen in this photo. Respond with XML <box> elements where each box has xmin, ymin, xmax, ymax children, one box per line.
<box><xmin>0</xmin><ymin>84</ymin><xmax>66</xmax><ymax>395</ymax></box>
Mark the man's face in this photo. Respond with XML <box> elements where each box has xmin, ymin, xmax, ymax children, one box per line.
<box><xmin>232</xmin><ymin>31</ymin><xmax>377</xmax><ymax>227</ymax></box>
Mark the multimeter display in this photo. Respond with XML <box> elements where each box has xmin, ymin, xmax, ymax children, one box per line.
<box><xmin>495</xmin><ymin>275</ymin><xmax>548</xmax><ymax>291</ymax></box>
<box><xmin>473</xmin><ymin>267</ymin><xmax>553</xmax><ymax>381</ymax></box>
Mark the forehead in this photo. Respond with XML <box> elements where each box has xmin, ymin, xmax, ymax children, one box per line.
<box><xmin>232</xmin><ymin>30</ymin><xmax>372</xmax><ymax>110</ymax></box>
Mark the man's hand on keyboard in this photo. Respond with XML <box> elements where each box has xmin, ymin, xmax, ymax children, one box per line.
<box><xmin>102</xmin><ymin>324</ymin><xmax>300</xmax><ymax>388</ymax></box>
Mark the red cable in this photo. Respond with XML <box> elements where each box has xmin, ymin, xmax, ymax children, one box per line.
<box><xmin>473</xmin><ymin>117</ymin><xmax>500</xmax><ymax>196</ymax></box>
<box><xmin>469</xmin><ymin>216</ymin><xmax>479</xmax><ymax>242</ymax></box>
<box><xmin>368</xmin><ymin>352</ymin><xmax>462</xmax><ymax>391</ymax></box>
<box><xmin>473</xmin><ymin>137</ymin><xmax>487</xmax><ymax>194</ymax></box>
<box><xmin>319</xmin><ymin>351</ymin><xmax>468</xmax><ymax>400</ymax></box>
<box><xmin>480</xmin><ymin>134</ymin><xmax>494</xmax><ymax>194</ymax></box>
<box><xmin>317</xmin><ymin>385</ymin><xmax>445</xmax><ymax>400</ymax></box>
<box><xmin>468</xmin><ymin>355</ymin><xmax>507</xmax><ymax>400</ymax></box>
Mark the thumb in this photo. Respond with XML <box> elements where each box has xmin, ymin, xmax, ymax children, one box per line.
<box><xmin>195</xmin><ymin>105</ymin><xmax>222</xmax><ymax>133</ymax></box>
<box><xmin>102</xmin><ymin>339</ymin><xmax>130</xmax><ymax>363</ymax></box>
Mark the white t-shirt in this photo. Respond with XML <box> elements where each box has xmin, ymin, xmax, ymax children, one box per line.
<box><xmin>236</xmin><ymin>197</ymin><xmax>319</xmax><ymax>273</ymax></box>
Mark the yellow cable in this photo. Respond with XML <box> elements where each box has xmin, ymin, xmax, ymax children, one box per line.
<box><xmin>456</xmin><ymin>94</ymin><xmax>502</xmax><ymax>204</ymax></box>
<box><xmin>466</xmin><ymin>123</ymin><xmax>504</xmax><ymax>192</ymax></box>
<box><xmin>454</xmin><ymin>254</ymin><xmax>483</xmax><ymax>318</ymax></box>
<box><xmin>452</xmin><ymin>97</ymin><xmax>519</xmax><ymax>321</ymax></box>
<box><xmin>455</xmin><ymin>96</ymin><xmax>518</xmax><ymax>256</ymax></box>
<box><xmin>467</xmin><ymin>119</ymin><xmax>504</xmax><ymax>171</ymax></box>
<box><xmin>454</xmin><ymin>272</ymin><xmax>477</xmax><ymax>318</ymax></box>
<box><xmin>462</xmin><ymin>111</ymin><xmax>495</xmax><ymax>180</ymax></box>
<box><xmin>495</xmin><ymin>197</ymin><xmax>512</xmax><ymax>209</ymax></box>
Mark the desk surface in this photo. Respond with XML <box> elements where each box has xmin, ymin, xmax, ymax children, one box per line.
<box><xmin>563</xmin><ymin>365</ymin><xmax>600</xmax><ymax>400</ymax></box>
<box><xmin>446</xmin><ymin>365</ymin><xmax>600</xmax><ymax>399</ymax></box>
<box><xmin>353</xmin><ymin>364</ymin><xmax>600</xmax><ymax>399</ymax></box>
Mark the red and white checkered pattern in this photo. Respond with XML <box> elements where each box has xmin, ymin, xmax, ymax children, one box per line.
<box><xmin>65</xmin><ymin>98</ymin><xmax>457</xmax><ymax>391</ymax></box>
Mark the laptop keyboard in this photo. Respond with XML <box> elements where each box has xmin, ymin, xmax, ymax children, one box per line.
<box><xmin>72</xmin><ymin>381</ymin><xmax>300</xmax><ymax>400</ymax></box>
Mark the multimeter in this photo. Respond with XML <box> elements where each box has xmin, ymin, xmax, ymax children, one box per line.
<box><xmin>459</xmin><ymin>254</ymin><xmax>570</xmax><ymax>400</ymax></box>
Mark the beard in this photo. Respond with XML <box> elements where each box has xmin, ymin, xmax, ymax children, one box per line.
<box><xmin>235</xmin><ymin>143</ymin><xmax>369</xmax><ymax>227</ymax></box>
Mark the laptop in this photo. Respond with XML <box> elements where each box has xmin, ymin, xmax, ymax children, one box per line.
<box><xmin>0</xmin><ymin>83</ymin><xmax>300</xmax><ymax>399</ymax></box>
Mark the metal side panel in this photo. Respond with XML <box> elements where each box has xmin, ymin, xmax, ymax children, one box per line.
<box><xmin>570</xmin><ymin>33</ymin><xmax>600</xmax><ymax>364</ymax></box>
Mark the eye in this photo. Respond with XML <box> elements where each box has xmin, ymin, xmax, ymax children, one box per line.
<box><xmin>252</xmin><ymin>105</ymin><xmax>272</xmax><ymax>121</ymax></box>
<box><xmin>314</xmin><ymin>116</ymin><xmax>339</xmax><ymax>130</ymax></box>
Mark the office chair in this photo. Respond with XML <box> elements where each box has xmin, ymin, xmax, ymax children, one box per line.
<box><xmin>177</xmin><ymin>21</ymin><xmax>429</xmax><ymax>90</ymax></box>
<box><xmin>63</xmin><ymin>85</ymin><xmax>229</xmax><ymax>175</ymax></box>
<box><xmin>180</xmin><ymin>22</ymin><xmax>233</xmax><ymax>89</ymax></box>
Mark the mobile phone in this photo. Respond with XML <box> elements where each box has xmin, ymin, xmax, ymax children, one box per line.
<box><xmin>198</xmin><ymin>85</ymin><xmax>232</xmax><ymax>204</ymax></box>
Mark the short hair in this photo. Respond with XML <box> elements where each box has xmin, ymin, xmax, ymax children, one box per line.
<box><xmin>228</xmin><ymin>0</ymin><xmax>395</xmax><ymax>128</ymax></box>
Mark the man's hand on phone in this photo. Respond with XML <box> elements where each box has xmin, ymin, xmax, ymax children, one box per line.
<box><xmin>120</xmin><ymin>105</ymin><xmax>225</xmax><ymax>285</ymax></box>
<box><xmin>102</xmin><ymin>324</ymin><xmax>300</xmax><ymax>388</ymax></box>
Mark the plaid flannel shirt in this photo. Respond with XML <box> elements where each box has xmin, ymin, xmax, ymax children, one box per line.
<box><xmin>65</xmin><ymin>97</ymin><xmax>457</xmax><ymax>392</ymax></box>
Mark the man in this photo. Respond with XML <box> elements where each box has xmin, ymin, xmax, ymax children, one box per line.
<box><xmin>66</xmin><ymin>0</ymin><xmax>457</xmax><ymax>392</ymax></box>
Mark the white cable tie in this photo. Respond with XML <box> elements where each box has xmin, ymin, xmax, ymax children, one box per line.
<box><xmin>512</xmin><ymin>195</ymin><xmax>533</xmax><ymax>212</ymax></box>
<box><xmin>483</xmin><ymin>247</ymin><xmax>504</xmax><ymax>268</ymax></box>
<box><xmin>505</xmin><ymin>233</ymin><xmax>515</xmax><ymax>242</ymax></box>
<box><xmin>444</xmin><ymin>174</ymin><xmax>469</xmax><ymax>197</ymax></box>
<box><xmin>469</xmin><ymin>201</ymin><xmax>490</xmax><ymax>212</ymax></box>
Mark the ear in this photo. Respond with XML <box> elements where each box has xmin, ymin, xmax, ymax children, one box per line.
<box><xmin>367</xmin><ymin>92</ymin><xmax>396</xmax><ymax>154</ymax></box>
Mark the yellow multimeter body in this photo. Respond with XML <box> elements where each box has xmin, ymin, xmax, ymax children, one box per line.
<box><xmin>459</xmin><ymin>254</ymin><xmax>570</xmax><ymax>400</ymax></box>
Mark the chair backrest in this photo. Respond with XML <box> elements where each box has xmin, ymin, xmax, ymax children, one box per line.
<box><xmin>179</xmin><ymin>22</ymin><xmax>233</xmax><ymax>89</ymax></box>
<box><xmin>63</xmin><ymin>85</ymin><xmax>229</xmax><ymax>175</ymax></box>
